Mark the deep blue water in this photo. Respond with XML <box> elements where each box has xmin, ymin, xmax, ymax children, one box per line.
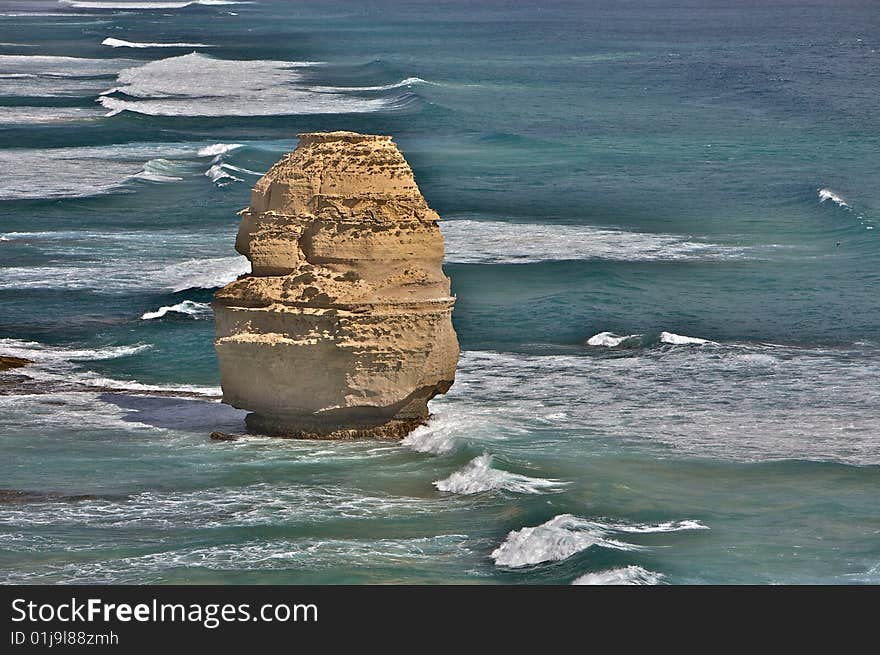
<box><xmin>0</xmin><ymin>0</ymin><xmax>878</xmax><ymax>584</ymax></box>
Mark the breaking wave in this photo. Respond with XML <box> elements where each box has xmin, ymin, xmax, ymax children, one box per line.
<box><xmin>440</xmin><ymin>220</ymin><xmax>751</xmax><ymax>264</ymax></box>
<box><xmin>132</xmin><ymin>158</ymin><xmax>187</xmax><ymax>183</ymax></box>
<box><xmin>102</xmin><ymin>37</ymin><xmax>213</xmax><ymax>48</ymax></box>
<box><xmin>61</xmin><ymin>0</ymin><xmax>246</xmax><ymax>9</ymax></box>
<box><xmin>0</xmin><ymin>254</ymin><xmax>248</xmax><ymax>293</ymax></box>
<box><xmin>140</xmin><ymin>300</ymin><xmax>211</xmax><ymax>320</ymax></box>
<box><xmin>0</xmin><ymin>338</ymin><xmax>221</xmax><ymax>397</ymax></box>
<box><xmin>572</xmin><ymin>566</ymin><xmax>665</xmax><ymax>585</ymax></box>
<box><xmin>308</xmin><ymin>77</ymin><xmax>432</xmax><ymax>92</ymax></box>
<box><xmin>491</xmin><ymin>514</ymin><xmax>707</xmax><ymax>568</ymax></box>
<box><xmin>0</xmin><ymin>144</ymin><xmax>198</xmax><ymax>200</ymax></box>
<box><xmin>660</xmin><ymin>331</ymin><xmax>717</xmax><ymax>345</ymax></box>
<box><xmin>433</xmin><ymin>453</ymin><xmax>567</xmax><ymax>495</ymax></box>
<box><xmin>585</xmin><ymin>330</ymin><xmax>717</xmax><ymax>348</ymax></box>
<box><xmin>402</xmin><ymin>416</ymin><xmax>463</xmax><ymax>454</ymax></box>
<box><xmin>205</xmin><ymin>163</ymin><xmax>242</xmax><ymax>185</ymax></box>
<box><xmin>197</xmin><ymin>143</ymin><xmax>242</xmax><ymax>157</ymax></box>
<box><xmin>0</xmin><ymin>54</ymin><xmax>136</xmax><ymax>98</ymax></box>
<box><xmin>0</xmin><ymin>338</ymin><xmax>151</xmax><ymax>365</ymax></box>
<box><xmin>98</xmin><ymin>53</ymin><xmax>403</xmax><ymax>117</ymax></box>
<box><xmin>819</xmin><ymin>187</ymin><xmax>849</xmax><ymax>209</ymax></box>
<box><xmin>586</xmin><ymin>331</ymin><xmax>643</xmax><ymax>348</ymax></box>
<box><xmin>0</xmin><ymin>106</ymin><xmax>104</xmax><ymax>124</ymax></box>
<box><xmin>0</xmin><ymin>142</ymin><xmax>257</xmax><ymax>199</ymax></box>
<box><xmin>161</xmin><ymin>256</ymin><xmax>250</xmax><ymax>291</ymax></box>
<box><xmin>431</xmin><ymin>347</ymin><xmax>880</xmax><ymax>465</ymax></box>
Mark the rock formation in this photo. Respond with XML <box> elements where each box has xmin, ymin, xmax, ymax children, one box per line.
<box><xmin>0</xmin><ymin>356</ymin><xmax>30</xmax><ymax>372</ymax></box>
<box><xmin>213</xmin><ymin>131</ymin><xmax>459</xmax><ymax>439</ymax></box>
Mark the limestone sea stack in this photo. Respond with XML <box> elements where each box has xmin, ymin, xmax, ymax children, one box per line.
<box><xmin>213</xmin><ymin>131</ymin><xmax>459</xmax><ymax>439</ymax></box>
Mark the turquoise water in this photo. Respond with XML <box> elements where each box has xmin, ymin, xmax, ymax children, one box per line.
<box><xmin>0</xmin><ymin>0</ymin><xmax>878</xmax><ymax>584</ymax></box>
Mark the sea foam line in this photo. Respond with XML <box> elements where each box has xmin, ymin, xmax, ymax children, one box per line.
<box><xmin>440</xmin><ymin>220</ymin><xmax>749</xmax><ymax>264</ymax></box>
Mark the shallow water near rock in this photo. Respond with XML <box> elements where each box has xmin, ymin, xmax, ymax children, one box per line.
<box><xmin>1</xmin><ymin>0</ymin><xmax>878</xmax><ymax>584</ymax></box>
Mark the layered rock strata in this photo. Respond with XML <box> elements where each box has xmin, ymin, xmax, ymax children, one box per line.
<box><xmin>213</xmin><ymin>131</ymin><xmax>459</xmax><ymax>439</ymax></box>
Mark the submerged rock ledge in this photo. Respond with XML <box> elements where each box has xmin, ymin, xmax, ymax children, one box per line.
<box><xmin>213</xmin><ymin>131</ymin><xmax>459</xmax><ymax>439</ymax></box>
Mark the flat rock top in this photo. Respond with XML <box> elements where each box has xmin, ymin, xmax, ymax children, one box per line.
<box><xmin>296</xmin><ymin>131</ymin><xmax>393</xmax><ymax>144</ymax></box>
<box><xmin>251</xmin><ymin>130</ymin><xmax>423</xmax><ymax>208</ymax></box>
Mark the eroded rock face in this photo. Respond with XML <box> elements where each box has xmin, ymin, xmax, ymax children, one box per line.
<box><xmin>213</xmin><ymin>131</ymin><xmax>459</xmax><ymax>439</ymax></box>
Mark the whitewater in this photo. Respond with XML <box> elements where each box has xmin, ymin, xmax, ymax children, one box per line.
<box><xmin>1</xmin><ymin>0</ymin><xmax>878</xmax><ymax>586</ymax></box>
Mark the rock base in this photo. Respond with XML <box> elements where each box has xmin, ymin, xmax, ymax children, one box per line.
<box><xmin>244</xmin><ymin>412</ymin><xmax>426</xmax><ymax>441</ymax></box>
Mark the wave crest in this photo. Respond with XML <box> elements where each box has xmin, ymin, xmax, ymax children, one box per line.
<box><xmin>585</xmin><ymin>330</ymin><xmax>717</xmax><ymax>348</ymax></box>
<box><xmin>818</xmin><ymin>187</ymin><xmax>849</xmax><ymax>208</ymax></box>
<box><xmin>572</xmin><ymin>565</ymin><xmax>665</xmax><ymax>585</ymax></box>
<box><xmin>491</xmin><ymin>514</ymin><xmax>708</xmax><ymax>568</ymax></box>
<box><xmin>102</xmin><ymin>37</ymin><xmax>212</xmax><ymax>48</ymax></box>
<box><xmin>98</xmin><ymin>53</ymin><xmax>404</xmax><ymax>117</ymax></box>
<box><xmin>0</xmin><ymin>338</ymin><xmax>151</xmax><ymax>365</ymax></box>
<box><xmin>433</xmin><ymin>454</ymin><xmax>567</xmax><ymax>495</ymax></box>
<box><xmin>140</xmin><ymin>300</ymin><xmax>211</xmax><ymax>320</ymax></box>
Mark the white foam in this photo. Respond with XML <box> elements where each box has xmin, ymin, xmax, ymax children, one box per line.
<box><xmin>433</xmin><ymin>453</ymin><xmax>567</xmax><ymax>495</ymax></box>
<box><xmin>440</xmin><ymin>220</ymin><xmax>749</xmax><ymax>264</ymax></box>
<box><xmin>218</xmin><ymin>162</ymin><xmax>263</xmax><ymax>176</ymax></box>
<box><xmin>0</xmin><ymin>54</ymin><xmax>136</xmax><ymax>97</ymax></box>
<box><xmin>161</xmin><ymin>255</ymin><xmax>249</xmax><ymax>291</ymax></box>
<box><xmin>0</xmin><ymin>106</ymin><xmax>104</xmax><ymax>124</ymax></box>
<box><xmin>0</xmin><ymin>344</ymin><xmax>221</xmax><ymax>396</ymax></box>
<box><xmin>0</xmin><ymin>254</ymin><xmax>248</xmax><ymax>292</ymax></box>
<box><xmin>0</xmin><ymin>143</ymin><xmax>199</xmax><ymax>200</ymax></box>
<box><xmin>196</xmin><ymin>143</ymin><xmax>242</xmax><ymax>157</ymax></box>
<box><xmin>308</xmin><ymin>77</ymin><xmax>431</xmax><ymax>92</ymax></box>
<box><xmin>205</xmin><ymin>163</ymin><xmax>242</xmax><ymax>185</ymax></box>
<box><xmin>102</xmin><ymin>37</ymin><xmax>212</xmax><ymax>48</ymax></box>
<box><xmin>434</xmin><ymin>347</ymin><xmax>880</xmax><ymax>466</ymax></box>
<box><xmin>593</xmin><ymin>518</ymin><xmax>709</xmax><ymax>533</ymax></box>
<box><xmin>132</xmin><ymin>158</ymin><xmax>189</xmax><ymax>182</ymax></box>
<box><xmin>818</xmin><ymin>187</ymin><xmax>849</xmax><ymax>208</ymax></box>
<box><xmin>659</xmin><ymin>331</ymin><xmax>717</xmax><ymax>346</ymax></box>
<box><xmin>0</xmin><ymin>534</ymin><xmax>469</xmax><ymax>583</ymax></box>
<box><xmin>401</xmin><ymin>412</ymin><xmax>483</xmax><ymax>454</ymax></box>
<box><xmin>69</xmin><ymin>372</ymin><xmax>220</xmax><ymax>396</ymax></box>
<box><xmin>98</xmin><ymin>53</ymin><xmax>397</xmax><ymax>117</ymax></box>
<box><xmin>491</xmin><ymin>514</ymin><xmax>708</xmax><ymax>568</ymax></box>
<box><xmin>140</xmin><ymin>300</ymin><xmax>211</xmax><ymax>320</ymax></box>
<box><xmin>0</xmin><ymin>482</ymin><xmax>460</xmax><ymax>530</ymax></box>
<box><xmin>0</xmin><ymin>338</ymin><xmax>151</xmax><ymax>365</ymax></box>
<box><xmin>586</xmin><ymin>331</ymin><xmax>642</xmax><ymax>347</ymax></box>
<box><xmin>61</xmin><ymin>0</ymin><xmax>245</xmax><ymax>9</ymax></box>
<box><xmin>490</xmin><ymin>514</ymin><xmax>640</xmax><ymax>568</ymax></box>
<box><xmin>585</xmin><ymin>330</ymin><xmax>716</xmax><ymax>347</ymax></box>
<box><xmin>572</xmin><ymin>566</ymin><xmax>665</xmax><ymax>585</ymax></box>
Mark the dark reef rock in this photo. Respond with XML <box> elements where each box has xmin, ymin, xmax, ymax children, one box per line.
<box><xmin>0</xmin><ymin>356</ymin><xmax>32</xmax><ymax>372</ymax></box>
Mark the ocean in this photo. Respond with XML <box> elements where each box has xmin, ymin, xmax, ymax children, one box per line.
<box><xmin>0</xmin><ymin>0</ymin><xmax>878</xmax><ymax>584</ymax></box>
